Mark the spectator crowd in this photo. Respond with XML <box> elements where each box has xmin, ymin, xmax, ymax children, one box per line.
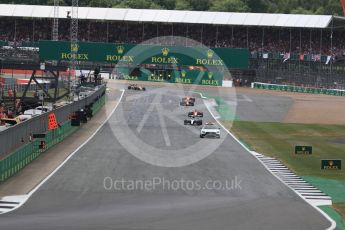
<box><xmin>0</xmin><ymin>101</ymin><xmax>13</xmax><ymax>122</ymax></box>
<box><xmin>1</xmin><ymin>17</ymin><xmax>345</xmax><ymax>58</ymax></box>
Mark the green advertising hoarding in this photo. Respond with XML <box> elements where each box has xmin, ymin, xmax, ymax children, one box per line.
<box><xmin>295</xmin><ymin>146</ymin><xmax>312</xmax><ymax>154</ymax></box>
<box><xmin>38</xmin><ymin>41</ymin><xmax>249</xmax><ymax>69</ymax></box>
<box><xmin>120</xmin><ymin>68</ymin><xmax>223</xmax><ymax>86</ymax></box>
<box><xmin>0</xmin><ymin>41</ymin><xmax>8</xmax><ymax>47</ymax></box>
<box><xmin>321</xmin><ymin>159</ymin><xmax>341</xmax><ymax>170</ymax></box>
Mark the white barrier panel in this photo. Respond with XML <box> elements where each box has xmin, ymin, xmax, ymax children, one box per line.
<box><xmin>222</xmin><ymin>80</ymin><xmax>233</xmax><ymax>87</ymax></box>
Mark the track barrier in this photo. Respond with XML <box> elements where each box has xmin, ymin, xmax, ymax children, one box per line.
<box><xmin>252</xmin><ymin>82</ymin><xmax>345</xmax><ymax>97</ymax></box>
<box><xmin>0</xmin><ymin>92</ymin><xmax>106</xmax><ymax>183</ymax></box>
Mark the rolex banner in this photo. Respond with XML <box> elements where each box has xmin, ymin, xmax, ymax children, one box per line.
<box><xmin>39</xmin><ymin>41</ymin><xmax>249</xmax><ymax>69</ymax></box>
<box><xmin>172</xmin><ymin>70</ymin><xmax>222</xmax><ymax>86</ymax></box>
<box><xmin>321</xmin><ymin>160</ymin><xmax>341</xmax><ymax>170</ymax></box>
<box><xmin>121</xmin><ymin>69</ymin><xmax>223</xmax><ymax>86</ymax></box>
<box><xmin>294</xmin><ymin>146</ymin><xmax>312</xmax><ymax>154</ymax></box>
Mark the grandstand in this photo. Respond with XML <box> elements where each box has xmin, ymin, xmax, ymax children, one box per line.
<box><xmin>1</xmin><ymin>4</ymin><xmax>345</xmax><ymax>87</ymax></box>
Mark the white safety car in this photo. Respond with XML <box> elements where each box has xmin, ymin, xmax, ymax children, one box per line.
<box><xmin>200</xmin><ymin>122</ymin><xmax>221</xmax><ymax>138</ymax></box>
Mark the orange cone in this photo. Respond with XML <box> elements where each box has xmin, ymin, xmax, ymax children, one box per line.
<box><xmin>48</xmin><ymin>113</ymin><xmax>58</xmax><ymax>130</ymax></box>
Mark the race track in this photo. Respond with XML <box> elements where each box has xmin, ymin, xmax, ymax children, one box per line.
<box><xmin>0</xmin><ymin>86</ymin><xmax>331</xmax><ymax>230</ymax></box>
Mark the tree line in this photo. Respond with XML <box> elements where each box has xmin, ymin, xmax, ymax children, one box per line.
<box><xmin>0</xmin><ymin>0</ymin><xmax>343</xmax><ymax>16</ymax></box>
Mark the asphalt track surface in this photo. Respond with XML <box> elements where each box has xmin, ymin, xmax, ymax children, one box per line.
<box><xmin>235</xmin><ymin>92</ymin><xmax>293</xmax><ymax>122</ymax></box>
<box><xmin>0</xmin><ymin>86</ymin><xmax>331</xmax><ymax>230</ymax></box>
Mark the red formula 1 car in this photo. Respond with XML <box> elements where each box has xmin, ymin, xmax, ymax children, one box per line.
<box><xmin>180</xmin><ymin>97</ymin><xmax>195</xmax><ymax>106</ymax></box>
<box><xmin>188</xmin><ymin>109</ymin><xmax>203</xmax><ymax>117</ymax></box>
<box><xmin>128</xmin><ymin>84</ymin><xmax>146</xmax><ymax>91</ymax></box>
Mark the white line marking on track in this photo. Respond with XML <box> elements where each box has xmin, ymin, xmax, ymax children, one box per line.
<box><xmin>157</xmin><ymin>103</ymin><xmax>171</xmax><ymax>146</ymax></box>
<box><xmin>200</xmin><ymin>92</ymin><xmax>336</xmax><ymax>230</ymax></box>
<box><xmin>0</xmin><ymin>90</ymin><xmax>125</xmax><ymax>215</ymax></box>
<box><xmin>241</xmin><ymin>95</ymin><xmax>253</xmax><ymax>102</ymax></box>
<box><xmin>136</xmin><ymin>93</ymin><xmax>158</xmax><ymax>133</ymax></box>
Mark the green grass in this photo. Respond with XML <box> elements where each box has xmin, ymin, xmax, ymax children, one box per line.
<box><xmin>222</xmin><ymin>120</ymin><xmax>345</xmax><ymax>221</ymax></box>
<box><xmin>224</xmin><ymin>121</ymin><xmax>345</xmax><ymax>180</ymax></box>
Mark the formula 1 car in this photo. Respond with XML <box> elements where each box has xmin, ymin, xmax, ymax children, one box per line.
<box><xmin>128</xmin><ymin>84</ymin><xmax>146</xmax><ymax>91</ymax></box>
<box><xmin>180</xmin><ymin>100</ymin><xmax>194</xmax><ymax>106</ymax></box>
<box><xmin>188</xmin><ymin>109</ymin><xmax>203</xmax><ymax>117</ymax></box>
<box><xmin>182</xmin><ymin>97</ymin><xmax>195</xmax><ymax>103</ymax></box>
<box><xmin>180</xmin><ymin>97</ymin><xmax>195</xmax><ymax>106</ymax></box>
<box><xmin>200</xmin><ymin>122</ymin><xmax>220</xmax><ymax>138</ymax></box>
<box><xmin>184</xmin><ymin>117</ymin><xmax>202</xmax><ymax>126</ymax></box>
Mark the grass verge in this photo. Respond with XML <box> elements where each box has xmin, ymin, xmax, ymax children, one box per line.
<box><xmin>224</xmin><ymin>121</ymin><xmax>345</xmax><ymax>180</ymax></box>
<box><xmin>222</xmin><ymin>120</ymin><xmax>345</xmax><ymax>221</ymax></box>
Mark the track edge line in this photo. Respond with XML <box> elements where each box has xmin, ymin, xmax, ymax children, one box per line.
<box><xmin>0</xmin><ymin>89</ymin><xmax>125</xmax><ymax>215</ymax></box>
<box><xmin>198</xmin><ymin>92</ymin><xmax>336</xmax><ymax>230</ymax></box>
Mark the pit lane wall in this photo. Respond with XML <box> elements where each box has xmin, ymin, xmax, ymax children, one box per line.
<box><xmin>0</xmin><ymin>89</ymin><xmax>106</xmax><ymax>183</ymax></box>
<box><xmin>252</xmin><ymin>82</ymin><xmax>345</xmax><ymax>96</ymax></box>
<box><xmin>0</xmin><ymin>85</ymin><xmax>106</xmax><ymax>158</ymax></box>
